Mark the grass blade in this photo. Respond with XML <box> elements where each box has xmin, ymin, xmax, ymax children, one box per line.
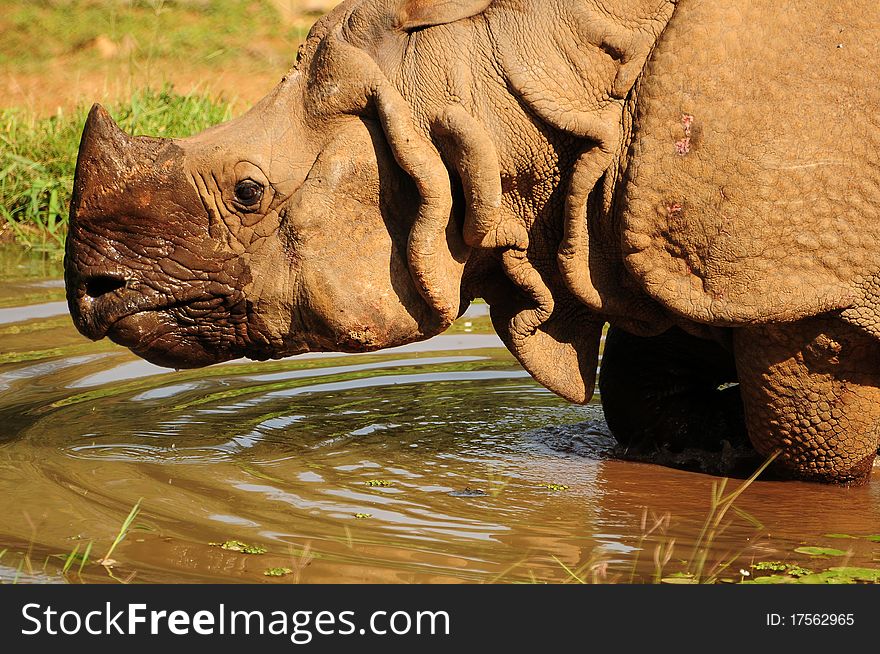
<box><xmin>100</xmin><ymin>499</ymin><xmax>143</xmax><ymax>567</ymax></box>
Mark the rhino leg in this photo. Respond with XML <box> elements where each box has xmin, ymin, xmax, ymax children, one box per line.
<box><xmin>599</xmin><ymin>327</ymin><xmax>746</xmax><ymax>452</ymax></box>
<box><xmin>733</xmin><ymin>318</ymin><xmax>880</xmax><ymax>485</ymax></box>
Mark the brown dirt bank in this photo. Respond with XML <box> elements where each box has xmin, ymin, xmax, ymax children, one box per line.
<box><xmin>0</xmin><ymin>0</ymin><xmax>339</xmax><ymax>114</ymax></box>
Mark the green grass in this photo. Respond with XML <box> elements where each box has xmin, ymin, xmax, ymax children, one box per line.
<box><xmin>0</xmin><ymin>0</ymin><xmax>339</xmax><ymax>249</ymax></box>
<box><xmin>0</xmin><ymin>86</ymin><xmax>235</xmax><ymax>249</ymax></box>
<box><xmin>0</xmin><ymin>0</ymin><xmax>322</xmax><ymax>70</ymax></box>
<box><xmin>0</xmin><ymin>499</ymin><xmax>148</xmax><ymax>583</ymax></box>
<box><xmin>99</xmin><ymin>498</ymin><xmax>143</xmax><ymax>566</ymax></box>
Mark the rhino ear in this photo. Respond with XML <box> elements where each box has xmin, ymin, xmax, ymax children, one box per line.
<box><xmin>343</xmin><ymin>0</ymin><xmax>491</xmax><ymax>44</ymax></box>
<box><xmin>395</xmin><ymin>0</ymin><xmax>492</xmax><ymax>30</ymax></box>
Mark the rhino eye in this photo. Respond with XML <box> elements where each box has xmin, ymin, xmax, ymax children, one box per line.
<box><xmin>234</xmin><ymin>179</ymin><xmax>263</xmax><ymax>207</ymax></box>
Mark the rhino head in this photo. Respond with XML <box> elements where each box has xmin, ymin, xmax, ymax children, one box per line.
<box><xmin>67</xmin><ymin>0</ymin><xmax>664</xmax><ymax>397</ymax></box>
<box><xmin>68</xmin><ymin>0</ymin><xmax>879</xmax><ymax>484</ymax></box>
<box><xmin>66</xmin><ymin>1</ymin><xmax>477</xmax><ymax>369</ymax></box>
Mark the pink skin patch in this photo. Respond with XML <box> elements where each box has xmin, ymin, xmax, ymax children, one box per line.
<box><xmin>681</xmin><ymin>114</ymin><xmax>694</xmax><ymax>132</ymax></box>
<box><xmin>675</xmin><ymin>138</ymin><xmax>691</xmax><ymax>155</ymax></box>
<box><xmin>676</xmin><ymin>114</ymin><xmax>694</xmax><ymax>156</ymax></box>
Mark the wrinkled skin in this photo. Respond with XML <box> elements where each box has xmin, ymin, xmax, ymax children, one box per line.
<box><xmin>65</xmin><ymin>0</ymin><xmax>880</xmax><ymax>484</ymax></box>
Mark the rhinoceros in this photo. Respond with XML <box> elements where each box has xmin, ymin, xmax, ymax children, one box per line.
<box><xmin>64</xmin><ymin>0</ymin><xmax>880</xmax><ymax>484</ymax></box>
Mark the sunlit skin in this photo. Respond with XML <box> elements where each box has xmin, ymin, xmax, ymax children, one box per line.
<box><xmin>66</xmin><ymin>0</ymin><xmax>880</xmax><ymax>484</ymax></box>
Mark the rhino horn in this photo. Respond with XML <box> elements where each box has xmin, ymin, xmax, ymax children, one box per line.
<box><xmin>82</xmin><ymin>104</ymin><xmax>128</xmax><ymax>150</ymax></box>
<box><xmin>70</xmin><ymin>104</ymin><xmax>176</xmax><ymax>227</ymax></box>
<box><xmin>73</xmin><ymin>104</ymin><xmax>131</xmax><ymax>194</ymax></box>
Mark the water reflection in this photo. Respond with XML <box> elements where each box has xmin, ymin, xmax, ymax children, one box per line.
<box><xmin>0</xmin><ymin>246</ymin><xmax>877</xmax><ymax>584</ymax></box>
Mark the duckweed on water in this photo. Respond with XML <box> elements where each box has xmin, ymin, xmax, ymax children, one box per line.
<box><xmin>211</xmin><ymin>540</ymin><xmax>267</xmax><ymax>555</ymax></box>
<box><xmin>751</xmin><ymin>561</ymin><xmax>813</xmax><ymax>577</ymax></box>
<box><xmin>544</xmin><ymin>483</ymin><xmax>570</xmax><ymax>492</ymax></box>
<box><xmin>751</xmin><ymin>561</ymin><xmax>787</xmax><ymax>572</ymax></box>
<box><xmin>365</xmin><ymin>480</ymin><xmax>394</xmax><ymax>488</ymax></box>
<box><xmin>354</xmin><ymin>513</ymin><xmax>373</xmax><ymax>519</ymax></box>
<box><xmin>264</xmin><ymin>567</ymin><xmax>294</xmax><ymax>577</ymax></box>
<box><xmin>746</xmin><ymin>567</ymin><xmax>880</xmax><ymax>585</ymax></box>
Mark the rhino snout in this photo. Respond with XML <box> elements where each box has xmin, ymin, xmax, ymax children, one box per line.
<box><xmin>65</xmin><ymin>267</ymin><xmax>132</xmax><ymax>340</ymax></box>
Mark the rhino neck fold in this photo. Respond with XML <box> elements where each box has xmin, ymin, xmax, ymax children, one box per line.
<box><xmin>368</xmin><ymin>1</ymin><xmax>676</xmax><ymax>402</ymax></box>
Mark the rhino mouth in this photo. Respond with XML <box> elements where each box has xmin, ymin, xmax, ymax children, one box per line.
<box><xmin>71</xmin><ymin>270</ymin><xmax>206</xmax><ymax>337</ymax></box>
<box><xmin>67</xmin><ymin>266</ymin><xmax>252</xmax><ymax>367</ymax></box>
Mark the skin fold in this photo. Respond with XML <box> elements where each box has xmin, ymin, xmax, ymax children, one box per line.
<box><xmin>65</xmin><ymin>0</ymin><xmax>880</xmax><ymax>484</ymax></box>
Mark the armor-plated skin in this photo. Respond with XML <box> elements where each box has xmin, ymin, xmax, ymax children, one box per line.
<box><xmin>65</xmin><ymin>0</ymin><xmax>880</xmax><ymax>483</ymax></box>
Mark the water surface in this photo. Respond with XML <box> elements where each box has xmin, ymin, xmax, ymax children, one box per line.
<box><xmin>0</xmin><ymin>246</ymin><xmax>877</xmax><ymax>584</ymax></box>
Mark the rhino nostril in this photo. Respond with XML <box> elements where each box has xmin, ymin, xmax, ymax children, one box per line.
<box><xmin>84</xmin><ymin>275</ymin><xmax>126</xmax><ymax>299</ymax></box>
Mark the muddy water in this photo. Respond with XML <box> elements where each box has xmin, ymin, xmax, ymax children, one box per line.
<box><xmin>0</xmin><ymin>246</ymin><xmax>878</xmax><ymax>584</ymax></box>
